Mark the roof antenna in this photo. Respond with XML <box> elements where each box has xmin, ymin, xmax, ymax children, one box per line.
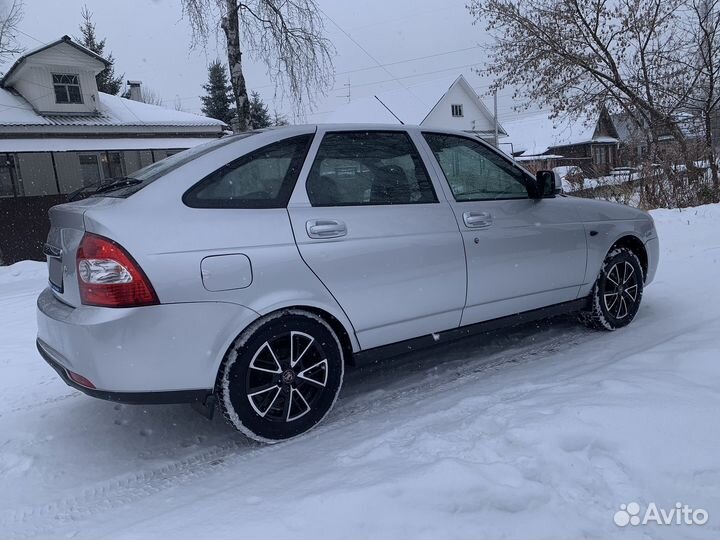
<box><xmin>374</xmin><ymin>95</ymin><xmax>404</xmax><ymax>125</ymax></box>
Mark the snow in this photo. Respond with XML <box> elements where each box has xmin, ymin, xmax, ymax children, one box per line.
<box><xmin>1</xmin><ymin>204</ymin><xmax>720</xmax><ymax>539</ymax></box>
<box><xmin>0</xmin><ymin>87</ymin><xmax>224</xmax><ymax>127</ymax></box>
<box><xmin>502</xmin><ymin>110</ymin><xmax>617</xmax><ymax>156</ymax></box>
<box><xmin>0</xmin><ymin>88</ymin><xmax>46</xmax><ymax>125</ymax></box>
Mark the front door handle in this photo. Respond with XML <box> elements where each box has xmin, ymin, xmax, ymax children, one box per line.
<box><xmin>306</xmin><ymin>219</ymin><xmax>347</xmax><ymax>239</ymax></box>
<box><xmin>463</xmin><ymin>211</ymin><xmax>493</xmax><ymax>229</ymax></box>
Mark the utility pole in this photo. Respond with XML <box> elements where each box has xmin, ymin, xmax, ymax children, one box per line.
<box><xmin>493</xmin><ymin>91</ymin><xmax>499</xmax><ymax>148</ymax></box>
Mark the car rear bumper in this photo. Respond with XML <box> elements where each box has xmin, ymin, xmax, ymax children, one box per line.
<box><xmin>36</xmin><ymin>287</ymin><xmax>260</xmax><ymax>396</ymax></box>
<box><xmin>37</xmin><ymin>338</ymin><xmax>210</xmax><ymax>404</ymax></box>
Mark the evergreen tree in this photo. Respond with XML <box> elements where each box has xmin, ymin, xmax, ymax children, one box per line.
<box><xmin>77</xmin><ymin>5</ymin><xmax>123</xmax><ymax>95</ymax></box>
<box><xmin>272</xmin><ymin>111</ymin><xmax>289</xmax><ymax>126</ymax></box>
<box><xmin>200</xmin><ymin>60</ymin><xmax>235</xmax><ymax>125</ymax></box>
<box><xmin>249</xmin><ymin>91</ymin><xmax>273</xmax><ymax>129</ymax></box>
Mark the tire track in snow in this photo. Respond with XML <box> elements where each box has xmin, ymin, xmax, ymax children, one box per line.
<box><xmin>0</xmin><ymin>322</ymin><xmax>598</xmax><ymax>539</ymax></box>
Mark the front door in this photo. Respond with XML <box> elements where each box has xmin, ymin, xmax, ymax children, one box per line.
<box><xmin>287</xmin><ymin>129</ymin><xmax>467</xmax><ymax>350</ymax></box>
<box><xmin>421</xmin><ymin>132</ymin><xmax>587</xmax><ymax>326</ymax></box>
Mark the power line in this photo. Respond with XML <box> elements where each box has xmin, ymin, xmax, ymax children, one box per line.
<box><xmin>318</xmin><ymin>6</ymin><xmax>422</xmax><ymax>104</ymax></box>
<box><xmin>16</xmin><ymin>29</ymin><xmax>46</xmax><ymax>45</ymax></box>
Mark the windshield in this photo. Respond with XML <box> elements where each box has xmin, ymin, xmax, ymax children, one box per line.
<box><xmin>99</xmin><ymin>133</ymin><xmax>255</xmax><ymax>198</ymax></box>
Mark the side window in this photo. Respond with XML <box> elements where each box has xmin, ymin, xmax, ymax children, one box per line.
<box><xmin>306</xmin><ymin>131</ymin><xmax>437</xmax><ymax>206</ymax></box>
<box><xmin>184</xmin><ymin>134</ymin><xmax>312</xmax><ymax>208</ymax></box>
<box><xmin>423</xmin><ymin>133</ymin><xmax>529</xmax><ymax>201</ymax></box>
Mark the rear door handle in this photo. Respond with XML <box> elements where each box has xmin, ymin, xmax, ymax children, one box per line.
<box><xmin>463</xmin><ymin>211</ymin><xmax>493</xmax><ymax>229</ymax></box>
<box><xmin>306</xmin><ymin>219</ymin><xmax>347</xmax><ymax>239</ymax></box>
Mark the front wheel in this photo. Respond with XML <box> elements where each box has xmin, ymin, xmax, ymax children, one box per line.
<box><xmin>216</xmin><ymin>309</ymin><xmax>344</xmax><ymax>442</ymax></box>
<box><xmin>580</xmin><ymin>247</ymin><xmax>644</xmax><ymax>331</ymax></box>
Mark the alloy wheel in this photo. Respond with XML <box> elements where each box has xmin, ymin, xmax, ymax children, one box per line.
<box><xmin>245</xmin><ymin>331</ymin><xmax>329</xmax><ymax>423</ymax></box>
<box><xmin>603</xmin><ymin>261</ymin><xmax>639</xmax><ymax>320</ymax></box>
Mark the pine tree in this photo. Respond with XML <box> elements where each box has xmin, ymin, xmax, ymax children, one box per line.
<box><xmin>200</xmin><ymin>61</ymin><xmax>235</xmax><ymax>125</ymax></box>
<box><xmin>272</xmin><ymin>111</ymin><xmax>289</xmax><ymax>126</ymax></box>
<box><xmin>77</xmin><ymin>5</ymin><xmax>123</xmax><ymax>95</ymax></box>
<box><xmin>249</xmin><ymin>91</ymin><xmax>273</xmax><ymax>129</ymax></box>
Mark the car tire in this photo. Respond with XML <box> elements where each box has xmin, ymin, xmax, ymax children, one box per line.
<box><xmin>580</xmin><ymin>247</ymin><xmax>644</xmax><ymax>331</ymax></box>
<box><xmin>216</xmin><ymin>309</ymin><xmax>344</xmax><ymax>443</ymax></box>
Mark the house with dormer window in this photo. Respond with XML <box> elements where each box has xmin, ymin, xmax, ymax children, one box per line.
<box><xmin>0</xmin><ymin>35</ymin><xmax>227</xmax><ymax>263</ymax></box>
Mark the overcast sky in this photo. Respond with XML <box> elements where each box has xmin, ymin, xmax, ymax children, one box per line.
<box><xmin>6</xmin><ymin>0</ymin><xmax>525</xmax><ymax>121</ymax></box>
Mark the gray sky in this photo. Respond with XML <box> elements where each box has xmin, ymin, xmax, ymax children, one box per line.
<box><xmin>7</xmin><ymin>0</ymin><xmax>522</xmax><ymax>121</ymax></box>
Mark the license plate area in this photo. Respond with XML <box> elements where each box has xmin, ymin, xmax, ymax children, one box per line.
<box><xmin>48</xmin><ymin>256</ymin><xmax>64</xmax><ymax>293</ymax></box>
<box><xmin>45</xmin><ymin>227</ymin><xmax>64</xmax><ymax>293</ymax></box>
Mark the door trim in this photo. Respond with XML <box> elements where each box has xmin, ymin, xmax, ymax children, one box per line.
<box><xmin>354</xmin><ymin>297</ymin><xmax>589</xmax><ymax>362</ymax></box>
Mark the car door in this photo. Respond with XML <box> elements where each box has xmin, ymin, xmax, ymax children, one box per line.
<box><xmin>287</xmin><ymin>128</ymin><xmax>467</xmax><ymax>350</ymax></box>
<box><xmin>421</xmin><ymin>132</ymin><xmax>587</xmax><ymax>326</ymax></box>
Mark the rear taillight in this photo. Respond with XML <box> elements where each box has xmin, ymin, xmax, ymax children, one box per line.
<box><xmin>76</xmin><ymin>233</ymin><xmax>159</xmax><ymax>308</ymax></box>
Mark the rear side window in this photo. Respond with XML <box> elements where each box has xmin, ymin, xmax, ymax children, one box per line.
<box><xmin>184</xmin><ymin>134</ymin><xmax>313</xmax><ymax>209</ymax></box>
<box><xmin>306</xmin><ymin>131</ymin><xmax>437</xmax><ymax>206</ymax></box>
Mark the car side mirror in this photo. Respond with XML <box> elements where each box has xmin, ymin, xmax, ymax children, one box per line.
<box><xmin>534</xmin><ymin>170</ymin><xmax>559</xmax><ymax>198</ymax></box>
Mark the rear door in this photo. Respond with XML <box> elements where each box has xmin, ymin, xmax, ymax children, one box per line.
<box><xmin>421</xmin><ymin>132</ymin><xmax>587</xmax><ymax>326</ymax></box>
<box><xmin>287</xmin><ymin>128</ymin><xmax>467</xmax><ymax>350</ymax></box>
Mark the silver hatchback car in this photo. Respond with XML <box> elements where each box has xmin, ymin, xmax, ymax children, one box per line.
<box><xmin>37</xmin><ymin>124</ymin><xmax>659</xmax><ymax>442</ymax></box>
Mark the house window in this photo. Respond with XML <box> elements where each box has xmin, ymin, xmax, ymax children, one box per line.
<box><xmin>451</xmin><ymin>104</ymin><xmax>463</xmax><ymax>117</ymax></box>
<box><xmin>79</xmin><ymin>154</ymin><xmax>102</xmax><ymax>186</ymax></box>
<box><xmin>0</xmin><ymin>154</ymin><xmax>19</xmax><ymax>197</ymax></box>
<box><xmin>53</xmin><ymin>74</ymin><xmax>83</xmax><ymax>104</ymax></box>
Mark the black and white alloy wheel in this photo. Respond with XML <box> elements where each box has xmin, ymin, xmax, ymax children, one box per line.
<box><xmin>581</xmin><ymin>247</ymin><xmax>644</xmax><ymax>330</ymax></box>
<box><xmin>216</xmin><ymin>309</ymin><xmax>344</xmax><ymax>442</ymax></box>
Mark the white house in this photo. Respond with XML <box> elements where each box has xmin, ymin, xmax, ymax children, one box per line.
<box><xmin>0</xmin><ymin>35</ymin><xmax>226</xmax><ymax>200</ymax></box>
<box><xmin>329</xmin><ymin>75</ymin><xmax>506</xmax><ymax>142</ymax></box>
<box><xmin>0</xmin><ymin>35</ymin><xmax>226</xmax><ymax>264</ymax></box>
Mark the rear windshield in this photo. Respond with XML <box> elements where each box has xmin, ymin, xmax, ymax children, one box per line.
<box><xmin>98</xmin><ymin>133</ymin><xmax>255</xmax><ymax>198</ymax></box>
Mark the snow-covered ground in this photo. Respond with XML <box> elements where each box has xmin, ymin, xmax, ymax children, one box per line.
<box><xmin>1</xmin><ymin>204</ymin><xmax>719</xmax><ymax>539</ymax></box>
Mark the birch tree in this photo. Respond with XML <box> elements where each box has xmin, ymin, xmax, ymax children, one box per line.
<box><xmin>0</xmin><ymin>0</ymin><xmax>23</xmax><ymax>66</ymax></box>
<box><xmin>181</xmin><ymin>0</ymin><xmax>333</xmax><ymax>131</ymax></box>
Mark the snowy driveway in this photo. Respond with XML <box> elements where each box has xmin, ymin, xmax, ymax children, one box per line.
<box><xmin>1</xmin><ymin>205</ymin><xmax>719</xmax><ymax>539</ymax></box>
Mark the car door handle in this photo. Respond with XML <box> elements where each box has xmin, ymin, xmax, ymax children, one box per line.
<box><xmin>463</xmin><ymin>211</ymin><xmax>493</xmax><ymax>229</ymax></box>
<box><xmin>306</xmin><ymin>219</ymin><xmax>347</xmax><ymax>239</ymax></box>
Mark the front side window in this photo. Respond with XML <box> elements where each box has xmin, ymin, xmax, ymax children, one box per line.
<box><xmin>423</xmin><ymin>133</ymin><xmax>529</xmax><ymax>201</ymax></box>
<box><xmin>53</xmin><ymin>74</ymin><xmax>82</xmax><ymax>104</ymax></box>
<box><xmin>306</xmin><ymin>131</ymin><xmax>437</xmax><ymax>206</ymax></box>
<box><xmin>184</xmin><ymin>134</ymin><xmax>313</xmax><ymax>209</ymax></box>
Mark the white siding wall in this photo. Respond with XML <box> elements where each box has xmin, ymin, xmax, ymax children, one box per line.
<box><xmin>8</xmin><ymin>42</ymin><xmax>102</xmax><ymax>114</ymax></box>
<box><xmin>422</xmin><ymin>83</ymin><xmax>495</xmax><ymax>133</ymax></box>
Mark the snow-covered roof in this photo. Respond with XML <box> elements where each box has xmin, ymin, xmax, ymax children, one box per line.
<box><xmin>0</xmin><ymin>137</ymin><xmax>218</xmax><ymax>153</ymax></box>
<box><xmin>328</xmin><ymin>74</ymin><xmax>506</xmax><ymax>135</ymax></box>
<box><xmin>502</xmin><ymin>111</ymin><xmax>617</xmax><ymax>157</ymax></box>
<box><xmin>0</xmin><ymin>87</ymin><xmax>225</xmax><ymax>128</ymax></box>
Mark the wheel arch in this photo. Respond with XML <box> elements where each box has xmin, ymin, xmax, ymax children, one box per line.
<box><xmin>609</xmin><ymin>234</ymin><xmax>648</xmax><ymax>280</ymax></box>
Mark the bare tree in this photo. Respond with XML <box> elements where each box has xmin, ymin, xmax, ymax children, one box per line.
<box><xmin>138</xmin><ymin>86</ymin><xmax>164</xmax><ymax>107</ymax></box>
<box><xmin>0</xmin><ymin>0</ymin><xmax>23</xmax><ymax>65</ymax></box>
<box><xmin>684</xmin><ymin>0</ymin><xmax>720</xmax><ymax>191</ymax></box>
<box><xmin>180</xmin><ymin>0</ymin><xmax>333</xmax><ymax>131</ymax></box>
<box><xmin>468</xmin><ymin>0</ymin><xmax>720</xmax><ymax>205</ymax></box>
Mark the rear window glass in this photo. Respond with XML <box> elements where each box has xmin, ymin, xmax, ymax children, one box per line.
<box><xmin>101</xmin><ymin>133</ymin><xmax>255</xmax><ymax>198</ymax></box>
<box><xmin>183</xmin><ymin>134</ymin><xmax>313</xmax><ymax>209</ymax></box>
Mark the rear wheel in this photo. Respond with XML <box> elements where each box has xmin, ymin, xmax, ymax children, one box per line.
<box><xmin>216</xmin><ymin>309</ymin><xmax>344</xmax><ymax>442</ymax></box>
<box><xmin>580</xmin><ymin>247</ymin><xmax>644</xmax><ymax>330</ymax></box>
